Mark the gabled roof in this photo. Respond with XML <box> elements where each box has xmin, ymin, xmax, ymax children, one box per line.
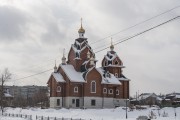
<box><xmin>52</xmin><ymin>72</ymin><xmax>66</xmax><ymax>83</ymax></box>
<box><xmin>96</xmin><ymin>68</ymin><xmax>121</xmax><ymax>85</ymax></box>
<box><xmin>60</xmin><ymin>64</ymin><xmax>85</xmax><ymax>83</ymax></box>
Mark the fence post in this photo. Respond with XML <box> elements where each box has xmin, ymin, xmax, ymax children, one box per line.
<box><xmin>47</xmin><ymin>116</ymin><xmax>49</xmax><ymax>120</ymax></box>
<box><xmin>62</xmin><ymin>117</ymin><xmax>64</xmax><ymax>120</ymax></box>
<box><xmin>36</xmin><ymin>115</ymin><xmax>37</xmax><ymax>120</ymax></box>
<box><xmin>54</xmin><ymin>117</ymin><xmax>56</xmax><ymax>120</ymax></box>
<box><xmin>41</xmin><ymin>116</ymin><xmax>43</xmax><ymax>120</ymax></box>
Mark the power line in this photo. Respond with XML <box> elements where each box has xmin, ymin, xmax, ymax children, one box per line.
<box><xmin>90</xmin><ymin>5</ymin><xmax>180</xmax><ymax>45</ymax></box>
<box><xmin>13</xmin><ymin>16</ymin><xmax>179</xmax><ymax>81</ymax></box>
<box><xmin>14</xmin><ymin>68</ymin><xmax>53</xmax><ymax>81</ymax></box>
<box><xmin>94</xmin><ymin>16</ymin><xmax>180</xmax><ymax>53</ymax></box>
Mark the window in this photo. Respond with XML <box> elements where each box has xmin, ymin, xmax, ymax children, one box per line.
<box><xmin>91</xmin><ymin>81</ymin><xmax>96</xmax><ymax>93</ymax></box>
<box><xmin>104</xmin><ymin>61</ymin><xmax>107</xmax><ymax>66</ymax></box>
<box><xmin>57</xmin><ymin>86</ymin><xmax>61</xmax><ymax>92</ymax></box>
<box><xmin>116</xmin><ymin>90</ymin><xmax>119</xmax><ymax>95</ymax></box>
<box><xmin>115</xmin><ymin>73</ymin><xmax>118</xmax><ymax>78</ymax></box>
<box><xmin>57</xmin><ymin>99</ymin><xmax>60</xmax><ymax>106</ymax></box>
<box><xmin>74</xmin><ymin>87</ymin><xmax>78</xmax><ymax>93</ymax></box>
<box><xmin>72</xmin><ymin>99</ymin><xmax>75</xmax><ymax>104</ymax></box>
<box><xmin>115</xmin><ymin>61</ymin><xmax>119</xmax><ymax>65</ymax></box>
<box><xmin>91</xmin><ymin>100</ymin><xmax>96</xmax><ymax>106</ymax></box>
<box><xmin>109</xmin><ymin>89</ymin><xmax>113</xmax><ymax>94</ymax></box>
<box><xmin>103</xmin><ymin>88</ymin><xmax>107</xmax><ymax>93</ymax></box>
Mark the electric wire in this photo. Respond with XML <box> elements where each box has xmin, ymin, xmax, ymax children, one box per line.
<box><xmin>90</xmin><ymin>5</ymin><xmax>180</xmax><ymax>45</ymax></box>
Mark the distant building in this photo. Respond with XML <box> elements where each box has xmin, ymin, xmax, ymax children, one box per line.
<box><xmin>47</xmin><ymin>21</ymin><xmax>130</xmax><ymax>109</ymax></box>
<box><xmin>3</xmin><ymin>88</ymin><xmax>13</xmax><ymax>107</ymax></box>
<box><xmin>4</xmin><ymin>85</ymin><xmax>48</xmax><ymax>107</ymax></box>
<box><xmin>163</xmin><ymin>92</ymin><xmax>180</xmax><ymax>106</ymax></box>
<box><xmin>131</xmin><ymin>93</ymin><xmax>162</xmax><ymax>106</ymax></box>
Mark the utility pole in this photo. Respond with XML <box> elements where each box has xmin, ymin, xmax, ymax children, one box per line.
<box><xmin>126</xmin><ymin>101</ymin><xmax>127</xmax><ymax>119</ymax></box>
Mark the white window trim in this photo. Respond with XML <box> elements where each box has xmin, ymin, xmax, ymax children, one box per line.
<box><xmin>57</xmin><ymin>86</ymin><xmax>61</xmax><ymax>92</ymax></box>
<box><xmin>116</xmin><ymin>90</ymin><xmax>119</xmax><ymax>95</ymax></box>
<box><xmin>91</xmin><ymin>81</ymin><xmax>96</xmax><ymax>93</ymax></box>
<box><xmin>109</xmin><ymin>89</ymin><xmax>113</xmax><ymax>94</ymax></box>
<box><xmin>74</xmin><ymin>87</ymin><xmax>78</xmax><ymax>93</ymax></box>
<box><xmin>103</xmin><ymin>88</ymin><xmax>107</xmax><ymax>94</ymax></box>
<box><xmin>115</xmin><ymin>73</ymin><xmax>118</xmax><ymax>78</ymax></box>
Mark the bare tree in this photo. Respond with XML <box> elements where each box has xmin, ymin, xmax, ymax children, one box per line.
<box><xmin>0</xmin><ymin>68</ymin><xmax>11</xmax><ymax>115</ymax></box>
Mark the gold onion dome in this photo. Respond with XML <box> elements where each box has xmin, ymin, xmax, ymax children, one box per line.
<box><xmin>78</xmin><ymin>18</ymin><xmax>85</xmax><ymax>33</ymax></box>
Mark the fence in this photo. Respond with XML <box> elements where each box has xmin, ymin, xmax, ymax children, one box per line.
<box><xmin>36</xmin><ymin>115</ymin><xmax>86</xmax><ymax>120</ymax></box>
<box><xmin>3</xmin><ymin>113</ymin><xmax>32</xmax><ymax>120</ymax></box>
<box><xmin>2</xmin><ymin>113</ymin><xmax>87</xmax><ymax>120</ymax></box>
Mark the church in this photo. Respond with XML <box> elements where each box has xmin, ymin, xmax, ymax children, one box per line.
<box><xmin>47</xmin><ymin>21</ymin><xmax>130</xmax><ymax>108</ymax></box>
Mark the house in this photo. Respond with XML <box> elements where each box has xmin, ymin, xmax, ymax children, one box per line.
<box><xmin>131</xmin><ymin>93</ymin><xmax>162</xmax><ymax>106</ymax></box>
<box><xmin>3</xmin><ymin>88</ymin><xmax>14</xmax><ymax>107</ymax></box>
<box><xmin>165</xmin><ymin>92</ymin><xmax>180</xmax><ymax>106</ymax></box>
<box><xmin>47</xmin><ymin>21</ymin><xmax>130</xmax><ymax>108</ymax></box>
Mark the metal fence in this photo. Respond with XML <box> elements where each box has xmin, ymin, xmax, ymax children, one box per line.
<box><xmin>3</xmin><ymin>113</ymin><xmax>32</xmax><ymax>120</ymax></box>
<box><xmin>35</xmin><ymin>115</ymin><xmax>86</xmax><ymax>120</ymax></box>
<box><xmin>2</xmin><ymin>113</ymin><xmax>87</xmax><ymax>120</ymax></box>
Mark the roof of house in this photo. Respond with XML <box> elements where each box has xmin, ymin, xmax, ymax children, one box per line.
<box><xmin>60</xmin><ymin>64</ymin><xmax>85</xmax><ymax>83</ymax></box>
<box><xmin>52</xmin><ymin>72</ymin><xmax>66</xmax><ymax>83</ymax></box>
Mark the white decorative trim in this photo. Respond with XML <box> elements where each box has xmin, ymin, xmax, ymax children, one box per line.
<box><xmin>103</xmin><ymin>88</ymin><xmax>107</xmax><ymax>94</ymax></box>
<box><xmin>74</xmin><ymin>86</ymin><xmax>78</xmax><ymax>93</ymax></box>
<box><xmin>57</xmin><ymin>86</ymin><xmax>61</xmax><ymax>92</ymax></box>
<box><xmin>109</xmin><ymin>89</ymin><xmax>113</xmax><ymax>94</ymax></box>
<box><xmin>116</xmin><ymin>90</ymin><xmax>119</xmax><ymax>95</ymax></box>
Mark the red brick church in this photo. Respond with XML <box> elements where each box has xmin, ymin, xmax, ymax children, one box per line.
<box><xmin>47</xmin><ymin>21</ymin><xmax>130</xmax><ymax>108</ymax></box>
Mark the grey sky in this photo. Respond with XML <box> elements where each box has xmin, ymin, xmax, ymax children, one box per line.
<box><xmin>0</xmin><ymin>0</ymin><xmax>180</xmax><ymax>96</ymax></box>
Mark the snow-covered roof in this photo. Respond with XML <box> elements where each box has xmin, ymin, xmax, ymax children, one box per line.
<box><xmin>52</xmin><ymin>73</ymin><xmax>66</xmax><ymax>83</ymax></box>
<box><xmin>96</xmin><ymin>68</ymin><xmax>121</xmax><ymax>85</ymax></box>
<box><xmin>60</xmin><ymin>64</ymin><xmax>85</xmax><ymax>83</ymax></box>
<box><xmin>104</xmin><ymin>64</ymin><xmax>125</xmax><ymax>68</ymax></box>
<box><xmin>118</xmin><ymin>77</ymin><xmax>129</xmax><ymax>81</ymax></box>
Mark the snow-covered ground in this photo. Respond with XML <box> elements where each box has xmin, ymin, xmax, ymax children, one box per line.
<box><xmin>1</xmin><ymin>107</ymin><xmax>180</xmax><ymax>120</ymax></box>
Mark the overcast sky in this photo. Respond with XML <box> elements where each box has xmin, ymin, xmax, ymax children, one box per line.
<box><xmin>0</xmin><ymin>0</ymin><xmax>180</xmax><ymax>96</ymax></box>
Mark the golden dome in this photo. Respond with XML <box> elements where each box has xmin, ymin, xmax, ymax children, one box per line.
<box><xmin>78</xmin><ymin>18</ymin><xmax>85</xmax><ymax>33</ymax></box>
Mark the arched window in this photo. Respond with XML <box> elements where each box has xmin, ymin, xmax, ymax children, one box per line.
<box><xmin>115</xmin><ymin>73</ymin><xmax>118</xmax><ymax>78</ymax></box>
<box><xmin>74</xmin><ymin>86</ymin><xmax>78</xmax><ymax>93</ymax></box>
<box><xmin>109</xmin><ymin>89</ymin><xmax>113</xmax><ymax>94</ymax></box>
<box><xmin>57</xmin><ymin>86</ymin><xmax>61</xmax><ymax>92</ymax></box>
<box><xmin>103</xmin><ymin>88</ymin><xmax>107</xmax><ymax>94</ymax></box>
<box><xmin>91</xmin><ymin>81</ymin><xmax>96</xmax><ymax>93</ymax></box>
<box><xmin>116</xmin><ymin>90</ymin><xmax>119</xmax><ymax>95</ymax></box>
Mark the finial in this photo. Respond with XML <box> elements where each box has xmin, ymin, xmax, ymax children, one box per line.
<box><xmin>54</xmin><ymin>60</ymin><xmax>57</xmax><ymax>72</ymax></box>
<box><xmin>63</xmin><ymin>48</ymin><xmax>65</xmax><ymax>58</ymax></box>
<box><xmin>78</xmin><ymin>18</ymin><xmax>85</xmax><ymax>33</ymax></box>
<box><xmin>110</xmin><ymin>37</ymin><xmax>114</xmax><ymax>51</ymax></box>
<box><xmin>62</xmin><ymin>48</ymin><xmax>66</xmax><ymax>65</ymax></box>
<box><xmin>81</xmin><ymin>18</ymin><xmax>82</xmax><ymax>28</ymax></box>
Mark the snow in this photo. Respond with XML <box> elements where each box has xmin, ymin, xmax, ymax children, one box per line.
<box><xmin>52</xmin><ymin>73</ymin><xmax>66</xmax><ymax>83</ymax></box>
<box><xmin>96</xmin><ymin>68</ymin><xmax>121</xmax><ymax>85</ymax></box>
<box><xmin>3</xmin><ymin>107</ymin><xmax>180</xmax><ymax>120</ymax></box>
<box><xmin>118</xmin><ymin>77</ymin><xmax>129</xmax><ymax>81</ymax></box>
<box><xmin>4</xmin><ymin>93</ymin><xmax>13</xmax><ymax>97</ymax></box>
<box><xmin>60</xmin><ymin>64</ymin><xmax>85</xmax><ymax>82</ymax></box>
